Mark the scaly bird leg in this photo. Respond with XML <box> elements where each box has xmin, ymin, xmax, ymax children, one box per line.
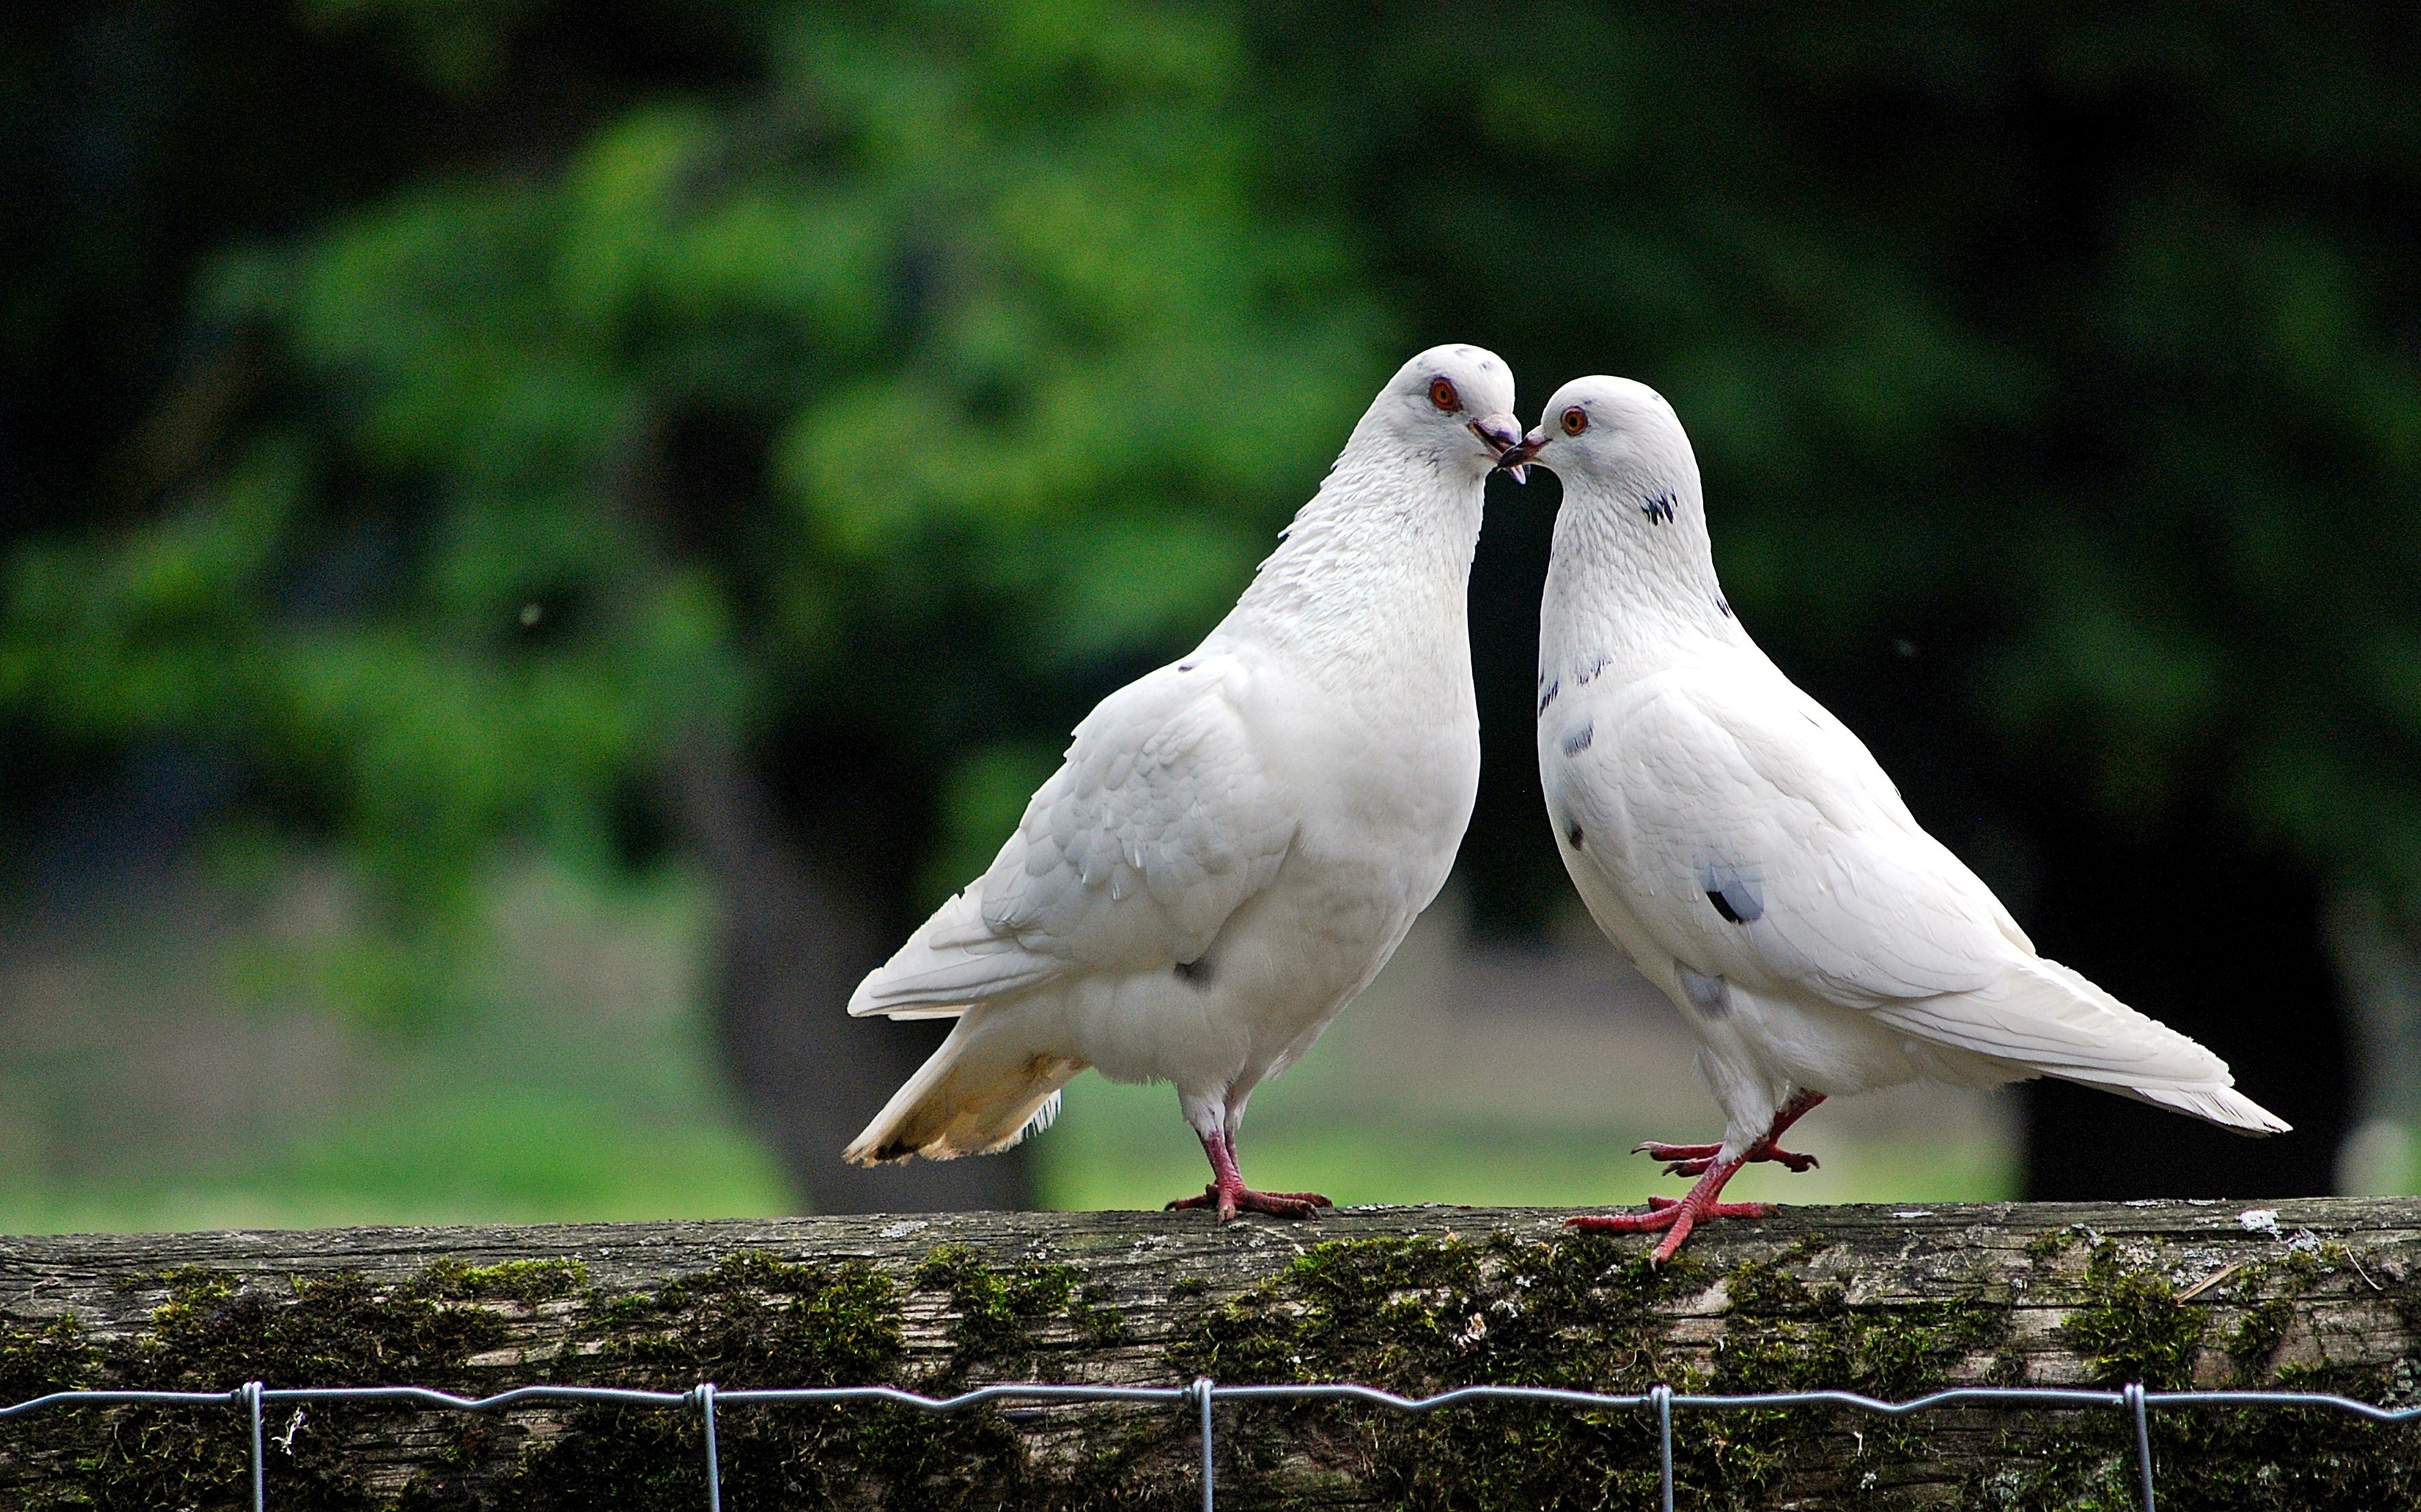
<box><xmin>1569</xmin><ymin>1092</ymin><xmax>1827</xmax><ymax>1262</ymax></box>
<box><xmin>1165</xmin><ymin>1129</ymin><xmax>1333</xmax><ymax>1221</ymax></box>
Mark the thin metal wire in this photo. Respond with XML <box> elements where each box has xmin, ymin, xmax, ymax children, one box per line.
<box><xmin>0</xmin><ymin>1375</ymin><xmax>2413</xmax><ymax>1511</ymax></box>
<box><xmin>1651</xmin><ymin>1382</ymin><xmax>1673</xmax><ymax>1512</ymax></box>
<box><xmin>693</xmin><ymin>1384</ymin><xmax>721</xmax><ymax>1512</ymax></box>
<box><xmin>241</xmin><ymin>1381</ymin><xmax>264</xmax><ymax>1512</ymax></box>
<box><xmin>2127</xmin><ymin>1382</ymin><xmax>2156</xmax><ymax>1512</ymax></box>
<box><xmin>1191</xmin><ymin>1377</ymin><xmax>1214</xmax><ymax>1512</ymax></box>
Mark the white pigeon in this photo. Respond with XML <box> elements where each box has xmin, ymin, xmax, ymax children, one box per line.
<box><xmin>843</xmin><ymin>345</ymin><xmax>1523</xmax><ymax>1218</ymax></box>
<box><xmin>1505</xmin><ymin>375</ymin><xmax>2287</xmax><ymax>1260</ymax></box>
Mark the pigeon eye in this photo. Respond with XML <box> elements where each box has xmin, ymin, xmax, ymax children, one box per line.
<box><xmin>1561</xmin><ymin>406</ymin><xmax>1589</xmax><ymax>436</ymax></box>
<box><xmin>1429</xmin><ymin>377</ymin><xmax>1460</xmax><ymax>412</ymax></box>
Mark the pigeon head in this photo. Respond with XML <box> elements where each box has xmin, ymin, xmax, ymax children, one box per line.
<box><xmin>1502</xmin><ymin>376</ymin><xmax>1696</xmax><ymax>508</ymax></box>
<box><xmin>1361</xmin><ymin>344</ymin><xmax>1523</xmax><ymax>478</ymax></box>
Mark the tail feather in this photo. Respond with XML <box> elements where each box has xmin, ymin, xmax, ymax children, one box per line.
<box><xmin>2106</xmin><ymin>1079</ymin><xmax>2292</xmax><ymax>1136</ymax></box>
<box><xmin>842</xmin><ymin>1013</ymin><xmax>1086</xmax><ymax>1165</ymax></box>
<box><xmin>1870</xmin><ymin>955</ymin><xmax>2289</xmax><ymax>1137</ymax></box>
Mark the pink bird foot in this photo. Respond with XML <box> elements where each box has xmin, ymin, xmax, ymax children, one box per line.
<box><xmin>1567</xmin><ymin>1184</ymin><xmax>1777</xmax><ymax>1262</ymax></box>
<box><xmin>1166</xmin><ymin>1184</ymin><xmax>1333</xmax><ymax>1221</ymax></box>
<box><xmin>1569</xmin><ymin>1091</ymin><xmax>1827</xmax><ymax>1261</ymax></box>
<box><xmin>1166</xmin><ymin>1129</ymin><xmax>1332</xmax><ymax>1221</ymax></box>
<box><xmin>1633</xmin><ymin>1138</ymin><xmax>1819</xmax><ymax>1177</ymax></box>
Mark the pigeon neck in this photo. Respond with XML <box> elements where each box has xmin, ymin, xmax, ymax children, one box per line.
<box><xmin>1539</xmin><ymin>473</ymin><xmax>1742</xmax><ymax>677</ymax></box>
<box><xmin>1220</xmin><ymin>442</ymin><xmax>1484</xmax><ymax>678</ymax></box>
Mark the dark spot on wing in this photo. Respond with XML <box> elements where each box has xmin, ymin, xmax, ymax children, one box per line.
<box><xmin>1717</xmin><ymin>597</ymin><xmax>1733</xmax><ymax>619</ymax></box>
<box><xmin>1700</xmin><ymin>862</ymin><xmax>1764</xmax><ymax>924</ymax></box>
<box><xmin>1565</xmin><ymin>818</ymin><xmax>1584</xmax><ymax>849</ymax></box>
<box><xmin>1560</xmin><ymin>722</ymin><xmax>1593</xmax><ymax>757</ymax></box>
<box><xmin>1536</xmin><ymin>678</ymin><xmax>1560</xmax><ymax>716</ymax></box>
<box><xmin>1641</xmin><ymin>493</ymin><xmax>1676</xmax><ymax>525</ymax></box>
<box><xmin>1576</xmin><ymin>652</ymin><xmax>1610</xmax><ymax>685</ymax></box>
<box><xmin>1175</xmin><ymin>956</ymin><xmax>1213</xmax><ymax>987</ymax></box>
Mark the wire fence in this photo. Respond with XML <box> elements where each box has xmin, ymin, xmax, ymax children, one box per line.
<box><xmin>4</xmin><ymin>1377</ymin><xmax>2417</xmax><ymax>1512</ymax></box>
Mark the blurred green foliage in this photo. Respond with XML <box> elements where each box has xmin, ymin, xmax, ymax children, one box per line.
<box><xmin>1241</xmin><ymin>4</ymin><xmax>2421</xmax><ymax>934</ymax></box>
<box><xmin>1</xmin><ymin>0</ymin><xmax>1382</xmax><ymax>934</ymax></box>
<box><xmin>5</xmin><ymin>0</ymin><xmax>2420</xmax><ymax>963</ymax></box>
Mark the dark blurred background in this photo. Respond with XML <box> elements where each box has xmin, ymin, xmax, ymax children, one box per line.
<box><xmin>1</xmin><ymin>0</ymin><xmax>2416</xmax><ymax>1228</ymax></box>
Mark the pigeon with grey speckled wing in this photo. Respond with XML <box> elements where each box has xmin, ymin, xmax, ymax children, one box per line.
<box><xmin>1507</xmin><ymin>376</ymin><xmax>2288</xmax><ymax>1262</ymax></box>
<box><xmin>843</xmin><ymin>346</ymin><xmax>1524</xmax><ymax>1220</ymax></box>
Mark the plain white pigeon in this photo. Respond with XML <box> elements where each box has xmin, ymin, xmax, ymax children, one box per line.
<box><xmin>1504</xmin><ymin>375</ymin><xmax>2288</xmax><ymax>1260</ymax></box>
<box><xmin>843</xmin><ymin>344</ymin><xmax>1524</xmax><ymax>1218</ymax></box>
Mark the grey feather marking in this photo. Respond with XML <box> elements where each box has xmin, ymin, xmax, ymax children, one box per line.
<box><xmin>1677</xmin><ymin>963</ymin><xmax>1727</xmax><ymax>1015</ymax></box>
<box><xmin>1561</xmin><ymin>721</ymin><xmax>1593</xmax><ymax>757</ymax></box>
<box><xmin>1700</xmin><ymin>862</ymin><xmax>1763</xmax><ymax>924</ymax></box>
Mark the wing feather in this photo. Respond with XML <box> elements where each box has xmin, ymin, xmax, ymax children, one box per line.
<box><xmin>850</xmin><ymin>655</ymin><xmax>1294</xmax><ymax>1018</ymax></box>
<box><xmin>1563</xmin><ymin>657</ymin><xmax>2267</xmax><ymax>1105</ymax></box>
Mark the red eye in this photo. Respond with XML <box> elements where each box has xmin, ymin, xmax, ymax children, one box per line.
<box><xmin>1429</xmin><ymin>377</ymin><xmax>1460</xmax><ymax>412</ymax></box>
<box><xmin>1560</xmin><ymin>405</ymin><xmax>1588</xmax><ymax>436</ymax></box>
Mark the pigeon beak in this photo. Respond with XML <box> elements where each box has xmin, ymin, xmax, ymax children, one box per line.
<box><xmin>1495</xmin><ymin>425</ymin><xmax>1549</xmax><ymax>484</ymax></box>
<box><xmin>1471</xmin><ymin>413</ymin><xmax>1527</xmax><ymax>482</ymax></box>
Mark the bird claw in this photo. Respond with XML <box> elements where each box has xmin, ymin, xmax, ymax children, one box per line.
<box><xmin>1592</xmin><ymin>1100</ymin><xmax>1820</xmax><ymax>1258</ymax></box>
<box><xmin>1633</xmin><ymin>1140</ymin><xmax>1720</xmax><ymax>1161</ymax></box>
<box><xmin>1167</xmin><ymin>1185</ymin><xmax>1333</xmax><ymax>1222</ymax></box>
<box><xmin>1633</xmin><ymin>1138</ymin><xmax>1816</xmax><ymax>1174</ymax></box>
<box><xmin>1165</xmin><ymin>1184</ymin><xmax>1223</xmax><ymax>1213</ymax></box>
<box><xmin>1565</xmin><ymin>1197</ymin><xmax>1776</xmax><ymax>1262</ymax></box>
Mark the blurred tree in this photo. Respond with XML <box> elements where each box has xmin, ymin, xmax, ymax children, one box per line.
<box><xmin>0</xmin><ymin>0</ymin><xmax>1382</xmax><ymax>1210</ymax></box>
<box><xmin>8</xmin><ymin>0</ymin><xmax>2421</xmax><ymax>1206</ymax></box>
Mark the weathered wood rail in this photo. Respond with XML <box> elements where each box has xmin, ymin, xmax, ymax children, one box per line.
<box><xmin>0</xmin><ymin>1198</ymin><xmax>2417</xmax><ymax>1509</ymax></box>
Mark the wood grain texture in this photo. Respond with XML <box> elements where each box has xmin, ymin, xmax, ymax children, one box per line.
<box><xmin>0</xmin><ymin>1198</ymin><xmax>2415</xmax><ymax>1509</ymax></box>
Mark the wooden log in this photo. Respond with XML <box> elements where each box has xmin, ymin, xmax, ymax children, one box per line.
<box><xmin>0</xmin><ymin>1198</ymin><xmax>2416</xmax><ymax>1509</ymax></box>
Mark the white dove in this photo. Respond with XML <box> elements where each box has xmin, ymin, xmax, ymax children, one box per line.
<box><xmin>843</xmin><ymin>345</ymin><xmax>1523</xmax><ymax>1218</ymax></box>
<box><xmin>1505</xmin><ymin>376</ymin><xmax>2287</xmax><ymax>1260</ymax></box>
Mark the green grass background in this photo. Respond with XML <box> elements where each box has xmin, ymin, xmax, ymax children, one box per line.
<box><xmin>0</xmin><ymin>867</ymin><xmax>2015</xmax><ymax>1235</ymax></box>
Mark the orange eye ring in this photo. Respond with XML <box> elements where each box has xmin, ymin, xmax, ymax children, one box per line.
<box><xmin>1429</xmin><ymin>377</ymin><xmax>1460</xmax><ymax>412</ymax></box>
<box><xmin>1560</xmin><ymin>405</ymin><xmax>1588</xmax><ymax>436</ymax></box>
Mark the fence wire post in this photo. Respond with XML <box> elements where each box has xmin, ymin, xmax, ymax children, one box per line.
<box><xmin>1190</xmin><ymin>1377</ymin><xmax>1215</xmax><ymax>1512</ymax></box>
<box><xmin>694</xmin><ymin>1383</ymin><xmax>722</xmax><ymax>1512</ymax></box>
<box><xmin>2125</xmin><ymin>1383</ymin><xmax>2155</xmax><ymax>1512</ymax></box>
<box><xmin>239</xmin><ymin>1380</ymin><xmax>265</xmax><ymax>1512</ymax></box>
<box><xmin>1651</xmin><ymin>1383</ymin><xmax>1674</xmax><ymax>1512</ymax></box>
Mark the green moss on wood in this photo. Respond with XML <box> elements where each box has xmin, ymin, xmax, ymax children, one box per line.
<box><xmin>1175</xmin><ymin>1227</ymin><xmax>2005</xmax><ymax>1510</ymax></box>
<box><xmin>2062</xmin><ymin>1236</ymin><xmax>2210</xmax><ymax>1390</ymax></box>
<box><xmin>1976</xmin><ymin>1227</ymin><xmax>2421</xmax><ymax>1511</ymax></box>
<box><xmin>0</xmin><ymin>1220</ymin><xmax>2414</xmax><ymax>1509</ymax></box>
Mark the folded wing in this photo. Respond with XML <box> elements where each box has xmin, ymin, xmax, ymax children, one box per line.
<box><xmin>850</xmin><ymin>654</ymin><xmax>1295</xmax><ymax>1018</ymax></box>
<box><xmin>1569</xmin><ymin>658</ymin><xmax>2282</xmax><ymax>1129</ymax></box>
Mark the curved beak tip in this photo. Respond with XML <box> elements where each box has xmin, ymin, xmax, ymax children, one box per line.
<box><xmin>1471</xmin><ymin>413</ymin><xmax>1528</xmax><ymax>476</ymax></box>
<box><xmin>1495</xmin><ymin>427</ymin><xmax>1547</xmax><ymax>482</ymax></box>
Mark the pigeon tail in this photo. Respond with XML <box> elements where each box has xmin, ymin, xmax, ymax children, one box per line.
<box><xmin>842</xmin><ymin>1012</ymin><xmax>1086</xmax><ymax>1165</ymax></box>
<box><xmin>2102</xmin><ymin>1080</ymin><xmax>2292</xmax><ymax>1137</ymax></box>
